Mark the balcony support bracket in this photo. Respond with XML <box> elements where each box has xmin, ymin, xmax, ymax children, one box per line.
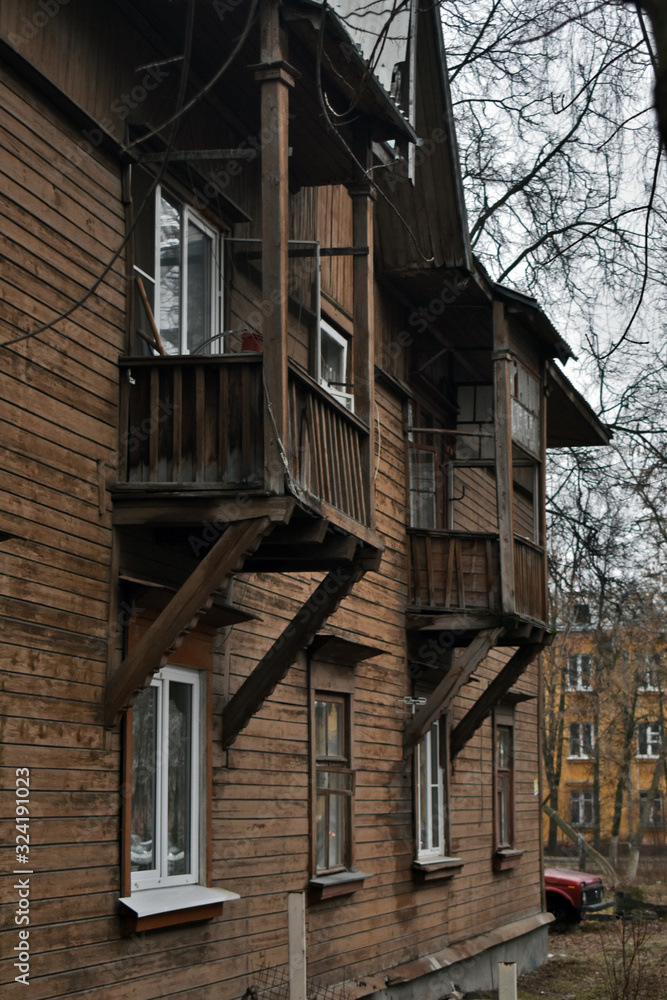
<box><xmin>403</xmin><ymin>626</ymin><xmax>504</xmax><ymax>757</ymax></box>
<box><xmin>221</xmin><ymin>548</ymin><xmax>381</xmax><ymax>749</ymax></box>
<box><xmin>450</xmin><ymin>640</ymin><xmax>547</xmax><ymax>758</ymax></box>
<box><xmin>104</xmin><ymin>516</ymin><xmax>276</xmax><ymax>728</ymax></box>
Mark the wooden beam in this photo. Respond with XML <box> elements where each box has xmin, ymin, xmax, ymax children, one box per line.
<box><xmin>493</xmin><ymin>300</ymin><xmax>515</xmax><ymax>613</ymax></box>
<box><xmin>450</xmin><ymin>642</ymin><xmax>543</xmax><ymax>758</ymax></box>
<box><xmin>111</xmin><ymin>496</ymin><xmax>296</xmax><ymax>527</ymax></box>
<box><xmin>256</xmin><ymin>2</ymin><xmax>295</xmax><ymax>493</ymax></box>
<box><xmin>221</xmin><ymin>557</ymin><xmax>372</xmax><ymax>749</ymax></box>
<box><xmin>104</xmin><ymin>517</ymin><xmax>272</xmax><ymax>727</ymax></box>
<box><xmin>403</xmin><ymin>627</ymin><xmax>504</xmax><ymax>756</ymax></box>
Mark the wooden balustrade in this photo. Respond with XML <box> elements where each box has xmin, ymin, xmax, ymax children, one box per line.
<box><xmin>287</xmin><ymin>364</ymin><xmax>369</xmax><ymax>525</ymax></box>
<box><xmin>118</xmin><ymin>356</ymin><xmax>371</xmax><ymax>529</ymax></box>
<box><xmin>409</xmin><ymin>529</ymin><xmax>547</xmax><ymax>623</ymax></box>
<box><xmin>119</xmin><ymin>356</ymin><xmax>264</xmax><ymax>488</ymax></box>
<box><xmin>514</xmin><ymin>536</ymin><xmax>547</xmax><ymax>621</ymax></box>
<box><xmin>409</xmin><ymin>531</ymin><xmax>501</xmax><ymax>611</ymax></box>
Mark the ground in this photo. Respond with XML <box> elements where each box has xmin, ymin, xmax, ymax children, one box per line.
<box><xmin>481</xmin><ymin>860</ymin><xmax>667</xmax><ymax>1000</ymax></box>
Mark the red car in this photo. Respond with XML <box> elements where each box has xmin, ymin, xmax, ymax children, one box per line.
<box><xmin>544</xmin><ymin>866</ymin><xmax>607</xmax><ymax>925</ymax></box>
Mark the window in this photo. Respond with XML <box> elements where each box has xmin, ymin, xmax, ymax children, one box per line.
<box><xmin>416</xmin><ymin>721</ymin><xmax>445</xmax><ymax>859</ymax></box>
<box><xmin>637</xmin><ymin>722</ymin><xmax>662</xmax><ymax>758</ymax></box>
<box><xmin>319</xmin><ymin>320</ymin><xmax>353</xmax><ymax>411</ymax></box>
<box><xmin>130</xmin><ymin>665</ymin><xmax>201</xmax><ymax>892</ymax></box>
<box><xmin>495</xmin><ymin>724</ymin><xmax>514</xmax><ymax>849</ymax></box>
<box><xmin>510</xmin><ymin>361</ymin><xmax>540</xmax><ymax>455</ymax></box>
<box><xmin>571</xmin><ymin>790</ymin><xmax>595</xmax><ymax>828</ymax></box>
<box><xmin>456</xmin><ymin>383</ymin><xmax>494</xmax><ymax>460</ymax></box>
<box><xmin>639</xmin><ymin>664</ymin><xmax>661</xmax><ymax>692</ymax></box>
<box><xmin>569</xmin><ymin>722</ymin><xmax>594</xmax><ymax>759</ymax></box>
<box><xmin>408</xmin><ymin>446</ymin><xmax>438</xmax><ymax>529</ymax></box>
<box><xmin>133</xmin><ymin>177</ymin><xmax>222</xmax><ymax>356</ymax></box>
<box><xmin>567</xmin><ymin>654</ymin><xmax>593</xmax><ymax>692</ymax></box>
<box><xmin>314</xmin><ymin>695</ymin><xmax>353</xmax><ymax>873</ymax></box>
<box><xmin>639</xmin><ymin>790</ymin><xmax>665</xmax><ymax>828</ymax></box>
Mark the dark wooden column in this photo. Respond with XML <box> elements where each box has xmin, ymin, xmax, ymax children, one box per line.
<box><xmin>348</xmin><ymin>134</ymin><xmax>376</xmax><ymax>528</ymax></box>
<box><xmin>492</xmin><ymin>300</ymin><xmax>515</xmax><ymax>614</ymax></box>
<box><xmin>254</xmin><ymin>0</ymin><xmax>296</xmax><ymax>494</ymax></box>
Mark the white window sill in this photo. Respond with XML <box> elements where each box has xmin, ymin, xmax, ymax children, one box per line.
<box><xmin>567</xmin><ymin>755</ymin><xmax>592</xmax><ymax>760</ymax></box>
<box><xmin>309</xmin><ymin>869</ymin><xmax>371</xmax><ymax>901</ymax></box>
<box><xmin>636</xmin><ymin>755</ymin><xmax>660</xmax><ymax>760</ymax></box>
<box><xmin>412</xmin><ymin>856</ymin><xmax>463</xmax><ymax>883</ymax></box>
<box><xmin>118</xmin><ymin>885</ymin><xmax>239</xmax><ymax>932</ymax></box>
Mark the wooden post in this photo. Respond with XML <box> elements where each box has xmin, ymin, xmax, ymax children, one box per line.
<box><xmin>255</xmin><ymin>0</ymin><xmax>295</xmax><ymax>494</ymax></box>
<box><xmin>348</xmin><ymin>142</ymin><xmax>376</xmax><ymax>528</ymax></box>
<box><xmin>498</xmin><ymin>963</ymin><xmax>517</xmax><ymax>1000</ymax></box>
<box><xmin>288</xmin><ymin>892</ymin><xmax>307</xmax><ymax>1000</ymax></box>
<box><xmin>492</xmin><ymin>300</ymin><xmax>515</xmax><ymax>614</ymax></box>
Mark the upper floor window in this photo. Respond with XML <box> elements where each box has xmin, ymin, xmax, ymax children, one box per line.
<box><xmin>569</xmin><ymin>722</ymin><xmax>594</xmax><ymax>759</ymax></box>
<box><xmin>156</xmin><ymin>190</ymin><xmax>220</xmax><ymax>355</ymax></box>
<box><xmin>570</xmin><ymin>789</ymin><xmax>595</xmax><ymax>828</ymax></box>
<box><xmin>319</xmin><ymin>320</ymin><xmax>353</xmax><ymax>411</ymax></box>
<box><xmin>510</xmin><ymin>361</ymin><xmax>540</xmax><ymax>455</ymax></box>
<box><xmin>130</xmin><ymin>665</ymin><xmax>201</xmax><ymax>892</ymax></box>
<box><xmin>455</xmin><ymin>383</ymin><xmax>494</xmax><ymax>460</ymax></box>
<box><xmin>567</xmin><ymin>654</ymin><xmax>593</xmax><ymax>692</ymax></box>
<box><xmin>637</xmin><ymin>722</ymin><xmax>662</xmax><ymax>759</ymax></box>
<box><xmin>132</xmin><ymin>174</ymin><xmax>223</xmax><ymax>356</ymax></box>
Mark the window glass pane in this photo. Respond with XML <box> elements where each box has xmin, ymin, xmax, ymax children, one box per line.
<box><xmin>328</xmin><ymin>793</ymin><xmax>344</xmax><ymax>868</ymax></box>
<box><xmin>497</xmin><ymin>727</ymin><xmax>512</xmax><ymax>769</ymax></box>
<box><xmin>409</xmin><ymin>448</ymin><xmax>437</xmax><ymax>528</ymax></box>
<box><xmin>159</xmin><ymin>193</ymin><xmax>182</xmax><ymax>354</ymax></box>
<box><xmin>131</xmin><ymin>685</ymin><xmax>157</xmax><ymax>872</ymax></box>
<box><xmin>315</xmin><ymin>792</ymin><xmax>326</xmax><ymax>870</ymax></box>
<box><xmin>417</xmin><ymin>742</ymin><xmax>427</xmax><ymax>852</ymax></box>
<box><xmin>326</xmin><ymin>701</ymin><xmax>344</xmax><ymax>757</ymax></box>
<box><xmin>315</xmin><ymin>700</ymin><xmax>327</xmax><ymax>756</ymax></box>
<box><xmin>167</xmin><ymin>681</ymin><xmax>192</xmax><ymax>877</ymax></box>
<box><xmin>187</xmin><ymin>220</ymin><xmax>213</xmax><ymax>354</ymax></box>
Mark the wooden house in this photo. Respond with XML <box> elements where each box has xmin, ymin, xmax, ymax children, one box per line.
<box><xmin>0</xmin><ymin>1</ymin><xmax>609</xmax><ymax>997</ymax></box>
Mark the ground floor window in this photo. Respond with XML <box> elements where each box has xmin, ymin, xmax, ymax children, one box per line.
<box><xmin>314</xmin><ymin>694</ymin><xmax>353</xmax><ymax>872</ymax></box>
<box><xmin>639</xmin><ymin>789</ymin><xmax>665</xmax><ymax>828</ymax></box>
<box><xmin>130</xmin><ymin>665</ymin><xmax>201</xmax><ymax>892</ymax></box>
<box><xmin>495</xmin><ymin>723</ymin><xmax>514</xmax><ymax>848</ymax></box>
<box><xmin>416</xmin><ymin>720</ymin><xmax>445</xmax><ymax>859</ymax></box>
<box><xmin>637</xmin><ymin>722</ymin><xmax>662</xmax><ymax>758</ymax></box>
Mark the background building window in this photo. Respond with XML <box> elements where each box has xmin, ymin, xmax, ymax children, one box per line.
<box><xmin>569</xmin><ymin>722</ymin><xmax>594</xmax><ymax>758</ymax></box>
<box><xmin>130</xmin><ymin>665</ymin><xmax>201</xmax><ymax>892</ymax></box>
<box><xmin>567</xmin><ymin>654</ymin><xmax>593</xmax><ymax>692</ymax></box>
<box><xmin>416</xmin><ymin>721</ymin><xmax>445</xmax><ymax>859</ymax></box>
<box><xmin>638</xmin><ymin>663</ymin><xmax>661</xmax><ymax>692</ymax></box>
<box><xmin>314</xmin><ymin>694</ymin><xmax>353</xmax><ymax>873</ymax></box>
<box><xmin>637</xmin><ymin>722</ymin><xmax>662</xmax><ymax>758</ymax></box>
<box><xmin>639</xmin><ymin>790</ymin><xmax>665</xmax><ymax>828</ymax></box>
<box><xmin>570</xmin><ymin>790</ymin><xmax>595</xmax><ymax>828</ymax></box>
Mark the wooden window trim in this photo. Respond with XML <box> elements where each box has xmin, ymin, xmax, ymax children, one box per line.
<box><xmin>492</xmin><ymin>706</ymin><xmax>523</xmax><ymax>872</ymax></box>
<box><xmin>411</xmin><ymin>704</ymin><xmax>462</xmax><ymax>884</ymax></box>
<box><xmin>308</xmin><ymin>659</ymin><xmax>371</xmax><ymax>901</ymax></box>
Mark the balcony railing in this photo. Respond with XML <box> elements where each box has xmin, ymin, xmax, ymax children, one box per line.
<box><xmin>117</xmin><ymin>355</ymin><xmax>370</xmax><ymax>529</ymax></box>
<box><xmin>409</xmin><ymin>529</ymin><xmax>546</xmax><ymax>623</ymax></box>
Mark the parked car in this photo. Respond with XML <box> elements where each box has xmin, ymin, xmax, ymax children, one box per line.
<box><xmin>545</xmin><ymin>866</ymin><xmax>608</xmax><ymax>926</ymax></box>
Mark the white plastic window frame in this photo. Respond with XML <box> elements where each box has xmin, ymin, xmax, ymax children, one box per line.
<box><xmin>131</xmin><ymin>665</ymin><xmax>202</xmax><ymax>893</ymax></box>
<box><xmin>415</xmin><ymin>721</ymin><xmax>445</xmax><ymax>860</ymax></box>
<box><xmin>570</xmin><ymin>789</ymin><xmax>595</xmax><ymax>828</ymax></box>
<box><xmin>153</xmin><ymin>185</ymin><xmax>221</xmax><ymax>356</ymax></box>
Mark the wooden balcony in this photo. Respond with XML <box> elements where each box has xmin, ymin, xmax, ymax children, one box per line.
<box><xmin>408</xmin><ymin>529</ymin><xmax>547</xmax><ymax>635</ymax></box>
<box><xmin>115</xmin><ymin>355</ymin><xmax>372</xmax><ymax>539</ymax></box>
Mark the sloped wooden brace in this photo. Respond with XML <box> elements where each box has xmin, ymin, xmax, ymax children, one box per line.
<box><xmin>221</xmin><ymin>554</ymin><xmax>375</xmax><ymax>749</ymax></box>
<box><xmin>450</xmin><ymin>642</ymin><xmax>543</xmax><ymax>758</ymax></box>
<box><xmin>104</xmin><ymin>517</ymin><xmax>272</xmax><ymax>728</ymax></box>
<box><xmin>403</xmin><ymin>626</ymin><xmax>504</xmax><ymax>757</ymax></box>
